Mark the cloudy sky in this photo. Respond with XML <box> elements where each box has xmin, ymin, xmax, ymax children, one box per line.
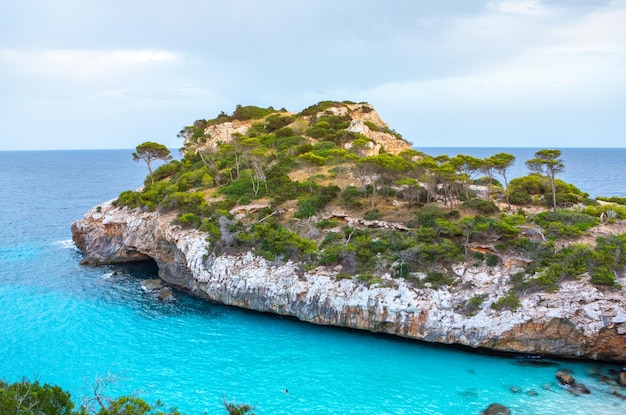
<box><xmin>1</xmin><ymin>0</ymin><xmax>624</xmax><ymax>150</ymax></box>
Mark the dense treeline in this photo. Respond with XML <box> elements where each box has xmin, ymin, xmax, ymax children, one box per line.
<box><xmin>115</xmin><ymin>102</ymin><xmax>626</xmax><ymax>298</ymax></box>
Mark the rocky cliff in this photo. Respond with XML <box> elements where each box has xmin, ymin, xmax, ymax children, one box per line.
<box><xmin>72</xmin><ymin>201</ymin><xmax>626</xmax><ymax>362</ymax></box>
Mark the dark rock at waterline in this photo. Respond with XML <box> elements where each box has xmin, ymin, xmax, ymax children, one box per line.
<box><xmin>598</xmin><ymin>375</ymin><xmax>616</xmax><ymax>385</ymax></box>
<box><xmin>555</xmin><ymin>370</ymin><xmax>591</xmax><ymax>395</ymax></box>
<box><xmin>572</xmin><ymin>383</ymin><xmax>590</xmax><ymax>395</ymax></box>
<box><xmin>619</xmin><ymin>370</ymin><xmax>626</xmax><ymax>386</ymax></box>
<box><xmin>141</xmin><ymin>278</ymin><xmax>163</xmax><ymax>291</ymax></box>
<box><xmin>482</xmin><ymin>403</ymin><xmax>510</xmax><ymax>415</ymax></box>
<box><xmin>556</xmin><ymin>370</ymin><xmax>576</xmax><ymax>386</ymax></box>
<box><xmin>157</xmin><ymin>287</ymin><xmax>176</xmax><ymax>302</ymax></box>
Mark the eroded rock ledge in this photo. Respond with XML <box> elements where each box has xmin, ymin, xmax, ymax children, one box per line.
<box><xmin>71</xmin><ymin>201</ymin><xmax>626</xmax><ymax>361</ymax></box>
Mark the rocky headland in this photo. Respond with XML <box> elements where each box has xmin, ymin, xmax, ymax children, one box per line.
<box><xmin>71</xmin><ymin>101</ymin><xmax>626</xmax><ymax>362</ymax></box>
<box><xmin>72</xmin><ymin>199</ymin><xmax>626</xmax><ymax>361</ymax></box>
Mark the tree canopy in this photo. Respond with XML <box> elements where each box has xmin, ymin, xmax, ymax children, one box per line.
<box><xmin>526</xmin><ymin>149</ymin><xmax>565</xmax><ymax>212</ymax></box>
<box><xmin>133</xmin><ymin>141</ymin><xmax>173</xmax><ymax>185</ymax></box>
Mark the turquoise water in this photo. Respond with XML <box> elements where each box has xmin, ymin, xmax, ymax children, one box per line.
<box><xmin>1</xmin><ymin>150</ymin><xmax>625</xmax><ymax>414</ymax></box>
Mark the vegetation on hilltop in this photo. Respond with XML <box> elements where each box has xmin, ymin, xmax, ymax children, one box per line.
<box><xmin>116</xmin><ymin>101</ymin><xmax>626</xmax><ymax>300</ymax></box>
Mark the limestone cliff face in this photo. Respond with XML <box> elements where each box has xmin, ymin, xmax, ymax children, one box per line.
<box><xmin>72</xmin><ymin>202</ymin><xmax>626</xmax><ymax>362</ymax></box>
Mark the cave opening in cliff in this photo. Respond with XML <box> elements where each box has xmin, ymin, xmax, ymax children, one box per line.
<box><xmin>111</xmin><ymin>258</ymin><xmax>160</xmax><ymax>280</ymax></box>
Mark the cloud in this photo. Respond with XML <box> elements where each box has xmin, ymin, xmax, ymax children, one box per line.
<box><xmin>0</xmin><ymin>48</ymin><xmax>178</xmax><ymax>80</ymax></box>
<box><xmin>0</xmin><ymin>0</ymin><xmax>624</xmax><ymax>150</ymax></box>
<box><xmin>487</xmin><ymin>0</ymin><xmax>545</xmax><ymax>15</ymax></box>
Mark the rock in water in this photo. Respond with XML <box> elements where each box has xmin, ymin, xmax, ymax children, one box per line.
<box><xmin>573</xmin><ymin>383</ymin><xmax>590</xmax><ymax>394</ymax></box>
<box><xmin>556</xmin><ymin>370</ymin><xmax>576</xmax><ymax>386</ymax></box>
<box><xmin>141</xmin><ymin>278</ymin><xmax>163</xmax><ymax>291</ymax></box>
<box><xmin>157</xmin><ymin>287</ymin><xmax>176</xmax><ymax>302</ymax></box>
<box><xmin>482</xmin><ymin>403</ymin><xmax>511</xmax><ymax>415</ymax></box>
<box><xmin>619</xmin><ymin>370</ymin><xmax>626</xmax><ymax>386</ymax></box>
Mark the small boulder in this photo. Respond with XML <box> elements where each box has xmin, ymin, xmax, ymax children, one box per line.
<box><xmin>619</xmin><ymin>370</ymin><xmax>626</xmax><ymax>387</ymax></box>
<box><xmin>556</xmin><ymin>370</ymin><xmax>576</xmax><ymax>386</ymax></box>
<box><xmin>573</xmin><ymin>383</ymin><xmax>590</xmax><ymax>395</ymax></box>
<box><xmin>482</xmin><ymin>403</ymin><xmax>510</xmax><ymax>415</ymax></box>
<box><xmin>141</xmin><ymin>278</ymin><xmax>163</xmax><ymax>291</ymax></box>
<box><xmin>157</xmin><ymin>287</ymin><xmax>176</xmax><ymax>302</ymax></box>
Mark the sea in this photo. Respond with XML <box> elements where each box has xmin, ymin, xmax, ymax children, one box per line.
<box><xmin>0</xmin><ymin>148</ymin><xmax>625</xmax><ymax>415</ymax></box>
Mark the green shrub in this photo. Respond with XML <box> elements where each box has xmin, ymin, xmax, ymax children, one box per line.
<box><xmin>274</xmin><ymin>135</ymin><xmax>306</xmax><ymax>154</ymax></box>
<box><xmin>486</xmin><ymin>253</ymin><xmax>500</xmax><ymax>267</ymax></box>
<box><xmin>583</xmin><ymin>204</ymin><xmax>626</xmax><ymax>220</ymax></box>
<box><xmin>151</xmin><ymin>160</ymin><xmax>181</xmax><ymax>182</ymax></box>
<box><xmin>364</xmin><ymin>120</ymin><xmax>378</xmax><ymax>131</ymax></box>
<box><xmin>510</xmin><ymin>174</ymin><xmax>544</xmax><ymax>195</ymax></box>
<box><xmin>320</xmin><ymin>231</ymin><xmax>343</xmax><ymax>247</ymax></box>
<box><xmin>534</xmin><ymin>210</ymin><xmax>598</xmax><ymax>239</ymax></box>
<box><xmin>316</xmin><ymin>219</ymin><xmax>341</xmax><ymax>229</ymax></box>
<box><xmin>434</xmin><ymin>218</ymin><xmax>461</xmax><ymax>237</ymax></box>
<box><xmin>464</xmin><ymin>293</ymin><xmax>487</xmax><ymax>316</ymax></box>
<box><xmin>591</xmin><ymin>267</ymin><xmax>617</xmax><ymax>285</ymax></box>
<box><xmin>446</xmin><ymin>210</ymin><xmax>461</xmax><ymax>220</ymax></box>
<box><xmin>589</xmin><ymin>234</ymin><xmax>626</xmax><ymax>286</ymax></box>
<box><xmin>220</xmin><ymin>176</ymin><xmax>260</xmax><ymax>203</ymax></box>
<box><xmin>509</xmin><ymin>190</ymin><xmax>532</xmax><ymax>205</ymax></box>
<box><xmin>421</xmin><ymin>271</ymin><xmax>455</xmax><ymax>289</ymax></box>
<box><xmin>473</xmin><ymin>252</ymin><xmax>485</xmax><ymax>262</ymax></box>
<box><xmin>294</xmin><ymin>185</ymin><xmax>340</xmax><ymax>219</ymax></box>
<box><xmin>462</xmin><ymin>198</ymin><xmax>500</xmax><ymax>214</ymax></box>
<box><xmin>597</xmin><ymin>196</ymin><xmax>626</xmax><ymax>206</ymax></box>
<box><xmin>299</xmin><ymin>101</ymin><xmax>346</xmax><ymax>117</ymax></box>
<box><xmin>294</xmin><ymin>196</ymin><xmax>318</xmax><ymax>219</ymax></box>
<box><xmin>175</xmin><ymin>212</ymin><xmax>201</xmax><ymax>228</ymax></box>
<box><xmin>232</xmin><ymin>104</ymin><xmax>277</xmax><ymax>121</ymax></box>
<box><xmin>264</xmin><ymin>114</ymin><xmax>294</xmax><ymax>132</ymax></box>
<box><xmin>341</xmin><ymin>185</ymin><xmax>364</xmax><ymax>209</ymax></box>
<box><xmin>319</xmin><ymin>243</ymin><xmax>349</xmax><ymax>264</ymax></box>
<box><xmin>275</xmin><ymin>127</ymin><xmax>294</xmax><ymax>138</ymax></box>
<box><xmin>363</xmin><ymin>209</ymin><xmax>382</xmax><ymax>220</ymax></box>
<box><xmin>416</xmin><ymin>204</ymin><xmax>447</xmax><ymax>227</ymax></box>
<box><xmin>0</xmin><ymin>378</ymin><xmax>75</xmax><ymax>415</ymax></box>
<box><xmin>116</xmin><ymin>190</ymin><xmax>141</xmax><ymax>208</ymax></box>
<box><xmin>176</xmin><ymin>167</ymin><xmax>211</xmax><ymax>191</ymax></box>
<box><xmin>0</xmin><ymin>377</ymin><xmax>197</xmax><ymax>415</ymax></box>
<box><xmin>491</xmin><ymin>291</ymin><xmax>521</xmax><ymax>312</ymax></box>
<box><xmin>237</xmin><ymin>221</ymin><xmax>317</xmax><ymax>261</ymax></box>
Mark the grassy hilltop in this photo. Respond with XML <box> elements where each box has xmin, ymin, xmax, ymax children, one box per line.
<box><xmin>115</xmin><ymin>100</ymin><xmax>626</xmax><ymax>306</ymax></box>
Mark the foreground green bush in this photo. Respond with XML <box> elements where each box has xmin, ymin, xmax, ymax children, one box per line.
<box><xmin>0</xmin><ymin>378</ymin><xmax>254</xmax><ymax>415</ymax></box>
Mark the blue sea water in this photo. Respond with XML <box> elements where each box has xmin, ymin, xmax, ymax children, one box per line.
<box><xmin>1</xmin><ymin>149</ymin><xmax>625</xmax><ymax>415</ymax></box>
<box><xmin>418</xmin><ymin>148</ymin><xmax>626</xmax><ymax>198</ymax></box>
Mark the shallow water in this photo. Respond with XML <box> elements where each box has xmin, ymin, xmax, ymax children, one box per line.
<box><xmin>1</xmin><ymin>150</ymin><xmax>625</xmax><ymax>414</ymax></box>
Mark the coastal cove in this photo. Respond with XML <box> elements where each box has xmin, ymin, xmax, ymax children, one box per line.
<box><xmin>1</xmin><ymin>149</ymin><xmax>626</xmax><ymax>414</ymax></box>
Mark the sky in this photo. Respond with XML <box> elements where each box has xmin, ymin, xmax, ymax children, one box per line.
<box><xmin>1</xmin><ymin>0</ymin><xmax>625</xmax><ymax>150</ymax></box>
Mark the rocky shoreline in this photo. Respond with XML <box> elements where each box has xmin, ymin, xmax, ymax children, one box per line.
<box><xmin>71</xmin><ymin>200</ymin><xmax>626</xmax><ymax>362</ymax></box>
